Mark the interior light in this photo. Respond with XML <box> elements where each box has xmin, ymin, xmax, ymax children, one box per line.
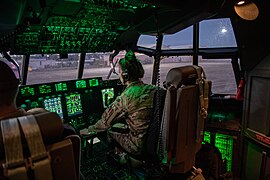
<box><xmin>234</xmin><ymin>2</ymin><xmax>259</xmax><ymax>21</ymax></box>
<box><xmin>236</xmin><ymin>0</ymin><xmax>246</xmax><ymax>5</ymax></box>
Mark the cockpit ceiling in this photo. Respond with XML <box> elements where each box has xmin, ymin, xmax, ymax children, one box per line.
<box><xmin>0</xmin><ymin>0</ymin><xmax>225</xmax><ymax>54</ymax></box>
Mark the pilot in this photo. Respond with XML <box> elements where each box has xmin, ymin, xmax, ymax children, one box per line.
<box><xmin>80</xmin><ymin>50</ymin><xmax>156</xmax><ymax>157</ymax></box>
<box><xmin>0</xmin><ymin>60</ymin><xmax>75</xmax><ymax>138</ymax></box>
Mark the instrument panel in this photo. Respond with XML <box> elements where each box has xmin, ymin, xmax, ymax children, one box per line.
<box><xmin>17</xmin><ymin>77</ymin><xmax>124</xmax><ymax>130</ymax></box>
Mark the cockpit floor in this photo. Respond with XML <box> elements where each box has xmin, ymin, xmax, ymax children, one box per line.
<box><xmin>80</xmin><ymin>138</ymin><xmax>132</xmax><ymax>180</ymax></box>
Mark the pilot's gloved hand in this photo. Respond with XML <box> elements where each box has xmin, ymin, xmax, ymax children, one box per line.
<box><xmin>80</xmin><ymin>125</ymin><xmax>96</xmax><ymax>136</ymax></box>
<box><xmin>80</xmin><ymin>128</ymin><xmax>89</xmax><ymax>135</ymax></box>
<box><xmin>88</xmin><ymin>125</ymin><xmax>96</xmax><ymax>132</ymax></box>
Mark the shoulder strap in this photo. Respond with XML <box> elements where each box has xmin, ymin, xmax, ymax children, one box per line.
<box><xmin>194</xmin><ymin>66</ymin><xmax>210</xmax><ymax>145</ymax></box>
<box><xmin>1</xmin><ymin>118</ymin><xmax>28</xmax><ymax>180</ymax></box>
<box><xmin>18</xmin><ymin>115</ymin><xmax>53</xmax><ymax>180</ymax></box>
<box><xmin>194</xmin><ymin>66</ymin><xmax>209</xmax><ymax>119</ymax></box>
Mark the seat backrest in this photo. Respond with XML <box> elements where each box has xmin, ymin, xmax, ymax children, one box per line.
<box><xmin>0</xmin><ymin>112</ymin><xmax>81</xmax><ymax>180</ymax></box>
<box><xmin>160</xmin><ymin>65</ymin><xmax>210</xmax><ymax>174</ymax></box>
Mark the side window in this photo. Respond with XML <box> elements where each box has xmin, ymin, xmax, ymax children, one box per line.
<box><xmin>199</xmin><ymin>57</ymin><xmax>237</xmax><ymax>94</ymax></box>
<box><xmin>199</xmin><ymin>18</ymin><xmax>238</xmax><ymax>94</ymax></box>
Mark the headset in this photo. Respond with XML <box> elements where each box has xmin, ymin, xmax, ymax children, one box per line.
<box><xmin>119</xmin><ymin>50</ymin><xmax>144</xmax><ymax>84</ymax></box>
<box><xmin>120</xmin><ymin>59</ymin><xmax>143</xmax><ymax>83</ymax></box>
<box><xmin>121</xmin><ymin>69</ymin><xmax>129</xmax><ymax>83</ymax></box>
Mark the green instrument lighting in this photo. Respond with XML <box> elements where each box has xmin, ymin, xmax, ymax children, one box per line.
<box><xmin>203</xmin><ymin>131</ymin><xmax>211</xmax><ymax>144</ymax></box>
<box><xmin>215</xmin><ymin>133</ymin><xmax>234</xmax><ymax>172</ymax></box>
<box><xmin>20</xmin><ymin>104</ymin><xmax>27</xmax><ymax>109</ymax></box>
<box><xmin>39</xmin><ymin>85</ymin><xmax>52</xmax><ymax>94</ymax></box>
<box><xmin>21</xmin><ymin>86</ymin><xmax>35</xmax><ymax>96</ymax></box>
<box><xmin>211</xmin><ymin>113</ymin><xmax>226</xmax><ymax>119</ymax></box>
<box><xmin>55</xmin><ymin>83</ymin><xmax>68</xmax><ymax>92</ymax></box>
<box><xmin>76</xmin><ymin>80</ymin><xmax>87</xmax><ymax>89</ymax></box>
<box><xmin>209</xmin><ymin>112</ymin><xmax>235</xmax><ymax>123</ymax></box>
<box><xmin>101</xmin><ymin>88</ymin><xmax>114</xmax><ymax>108</ymax></box>
<box><xmin>31</xmin><ymin>101</ymin><xmax>39</xmax><ymax>108</ymax></box>
<box><xmin>65</xmin><ymin>0</ymin><xmax>80</xmax><ymax>2</ymax></box>
<box><xmin>43</xmin><ymin>97</ymin><xmax>63</xmax><ymax>118</ymax></box>
<box><xmin>89</xmin><ymin>79</ymin><xmax>99</xmax><ymax>87</ymax></box>
<box><xmin>162</xmin><ymin>150</ymin><xmax>168</xmax><ymax>164</ymax></box>
<box><xmin>66</xmin><ymin>94</ymin><xmax>83</xmax><ymax>116</ymax></box>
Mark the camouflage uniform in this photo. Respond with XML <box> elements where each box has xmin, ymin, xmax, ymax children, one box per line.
<box><xmin>90</xmin><ymin>81</ymin><xmax>156</xmax><ymax>155</ymax></box>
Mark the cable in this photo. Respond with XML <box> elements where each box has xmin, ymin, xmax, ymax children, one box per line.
<box><xmin>152</xmin><ymin>7</ymin><xmax>164</xmax><ymax>162</ymax></box>
<box><xmin>156</xmin><ymin>57</ymin><xmax>163</xmax><ymax>162</ymax></box>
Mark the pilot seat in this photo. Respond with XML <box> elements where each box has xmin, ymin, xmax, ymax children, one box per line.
<box><xmin>123</xmin><ymin>65</ymin><xmax>210</xmax><ymax>179</ymax></box>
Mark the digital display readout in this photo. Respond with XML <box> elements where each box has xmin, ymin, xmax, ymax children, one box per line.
<box><xmin>76</xmin><ymin>80</ymin><xmax>87</xmax><ymax>89</ymax></box>
<box><xmin>101</xmin><ymin>88</ymin><xmax>114</xmax><ymax>108</ymax></box>
<box><xmin>39</xmin><ymin>84</ymin><xmax>52</xmax><ymax>94</ymax></box>
<box><xmin>20</xmin><ymin>86</ymin><xmax>35</xmax><ymax>96</ymax></box>
<box><xmin>89</xmin><ymin>79</ymin><xmax>99</xmax><ymax>87</ymax></box>
<box><xmin>66</xmin><ymin>94</ymin><xmax>83</xmax><ymax>116</ymax></box>
<box><xmin>215</xmin><ymin>133</ymin><xmax>234</xmax><ymax>172</ymax></box>
<box><xmin>55</xmin><ymin>82</ymin><xmax>67</xmax><ymax>92</ymax></box>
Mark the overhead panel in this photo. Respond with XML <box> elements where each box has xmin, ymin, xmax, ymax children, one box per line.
<box><xmin>0</xmin><ymin>0</ymin><xmax>151</xmax><ymax>54</ymax></box>
<box><xmin>0</xmin><ymin>0</ymin><xmax>225</xmax><ymax>54</ymax></box>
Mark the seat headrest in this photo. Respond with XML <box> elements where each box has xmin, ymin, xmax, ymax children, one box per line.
<box><xmin>163</xmin><ymin>65</ymin><xmax>200</xmax><ymax>89</ymax></box>
<box><xmin>33</xmin><ymin>112</ymin><xmax>64</xmax><ymax>143</ymax></box>
<box><xmin>0</xmin><ymin>112</ymin><xmax>64</xmax><ymax>145</ymax></box>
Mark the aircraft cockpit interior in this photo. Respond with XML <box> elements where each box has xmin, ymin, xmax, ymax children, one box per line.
<box><xmin>16</xmin><ymin>77</ymin><xmax>124</xmax><ymax>130</ymax></box>
<box><xmin>0</xmin><ymin>0</ymin><xmax>270</xmax><ymax>179</ymax></box>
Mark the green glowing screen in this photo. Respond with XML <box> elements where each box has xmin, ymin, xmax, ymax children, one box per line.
<box><xmin>76</xmin><ymin>80</ymin><xmax>87</xmax><ymax>89</ymax></box>
<box><xmin>39</xmin><ymin>85</ymin><xmax>52</xmax><ymax>94</ymax></box>
<box><xmin>101</xmin><ymin>88</ymin><xmax>114</xmax><ymax>108</ymax></box>
<box><xmin>215</xmin><ymin>133</ymin><xmax>234</xmax><ymax>172</ymax></box>
<box><xmin>208</xmin><ymin>112</ymin><xmax>235</xmax><ymax>122</ymax></box>
<box><xmin>55</xmin><ymin>83</ymin><xmax>67</xmax><ymax>92</ymax></box>
<box><xmin>203</xmin><ymin>131</ymin><xmax>211</xmax><ymax>144</ymax></box>
<box><xmin>203</xmin><ymin>131</ymin><xmax>234</xmax><ymax>172</ymax></box>
<box><xmin>21</xmin><ymin>86</ymin><xmax>35</xmax><ymax>96</ymax></box>
<box><xmin>89</xmin><ymin>79</ymin><xmax>99</xmax><ymax>87</ymax></box>
<box><xmin>66</xmin><ymin>94</ymin><xmax>83</xmax><ymax>116</ymax></box>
